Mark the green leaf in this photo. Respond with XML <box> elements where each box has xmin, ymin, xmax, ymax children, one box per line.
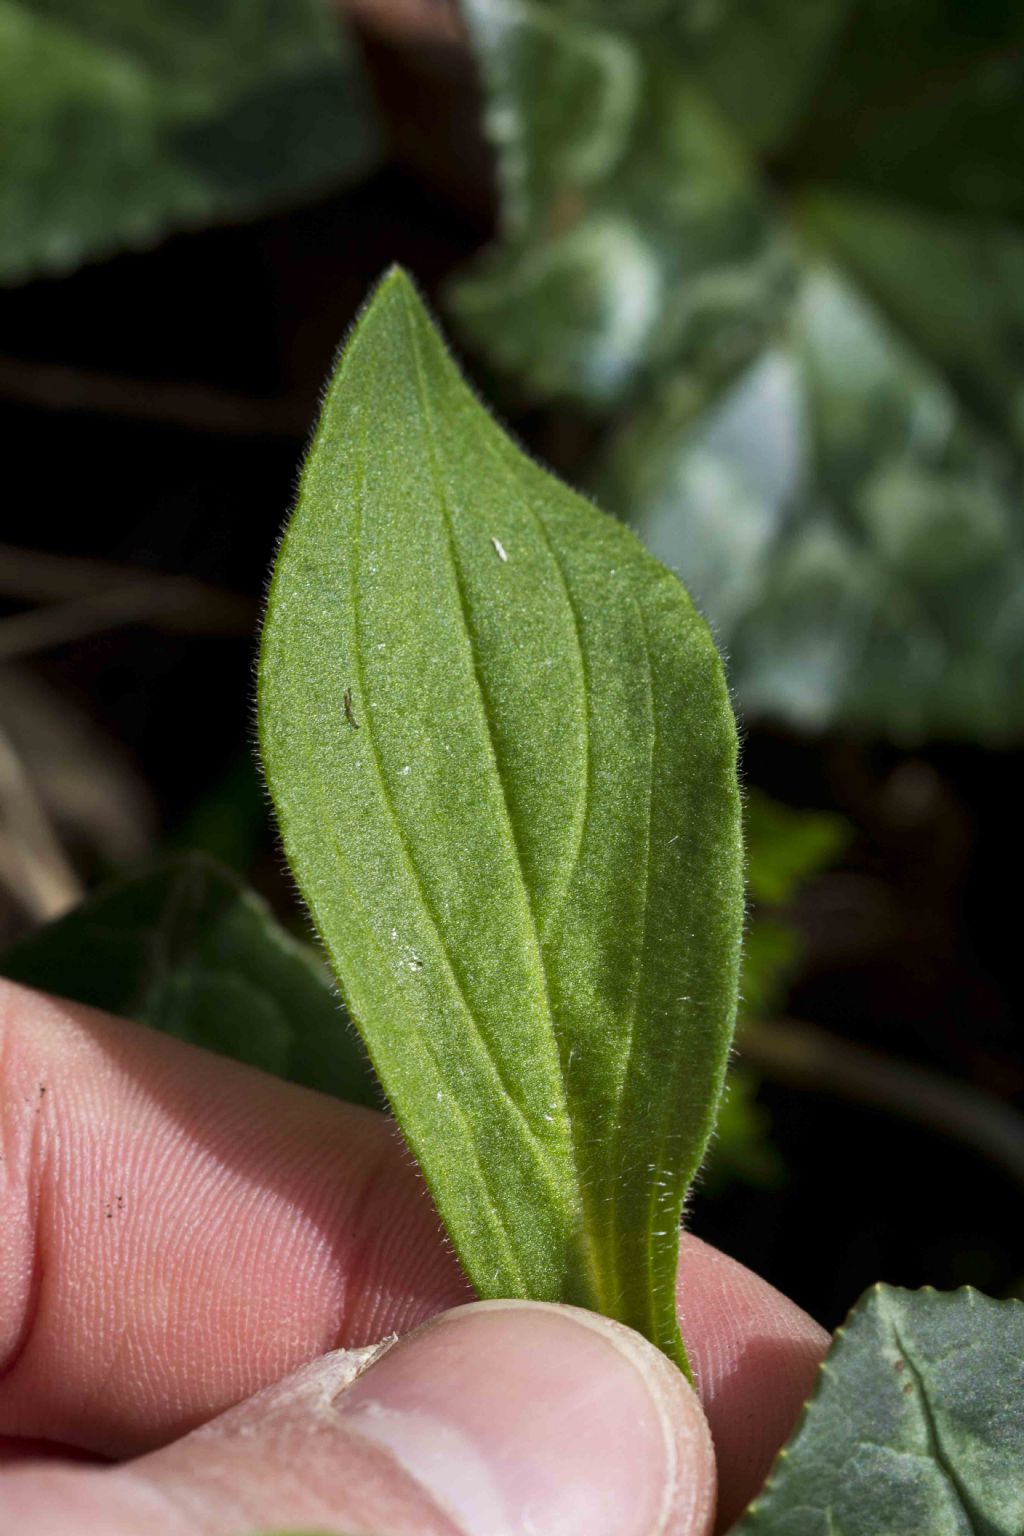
<box><xmin>258</xmin><ymin>268</ymin><xmax>743</xmax><ymax>1371</ymax></box>
<box><xmin>701</xmin><ymin>1065</ymin><xmax>783</xmax><ymax>1193</ymax></box>
<box><xmin>599</xmin><ymin>262</ymin><xmax>1024</xmax><ymax>740</ymax></box>
<box><xmin>740</xmin><ymin>793</ymin><xmax>847</xmax><ymax>1019</ymax></box>
<box><xmin>453</xmin><ymin>0</ymin><xmax>792</xmax><ymax>408</ymax></box>
<box><xmin>746</xmin><ymin>792</ymin><xmax>848</xmax><ymax>910</ymax></box>
<box><xmin>734</xmin><ymin>1284</ymin><xmax>1024</xmax><ymax>1534</ymax></box>
<box><xmin>0</xmin><ymin>853</ymin><xmax>379</xmax><ymax>1108</ymax></box>
<box><xmin>455</xmin><ymin>0</ymin><xmax>1024</xmax><ymax>741</ymax></box>
<box><xmin>702</xmin><ymin>794</ymin><xmax>846</xmax><ymax>1194</ymax></box>
<box><xmin>0</xmin><ymin>0</ymin><xmax>378</xmax><ymax>284</ymax></box>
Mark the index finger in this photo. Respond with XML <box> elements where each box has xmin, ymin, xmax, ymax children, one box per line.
<box><xmin>0</xmin><ymin>980</ymin><xmax>826</xmax><ymax>1519</ymax></box>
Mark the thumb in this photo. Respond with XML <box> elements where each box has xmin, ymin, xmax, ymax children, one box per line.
<box><xmin>1</xmin><ymin>1301</ymin><xmax>716</xmax><ymax>1536</ymax></box>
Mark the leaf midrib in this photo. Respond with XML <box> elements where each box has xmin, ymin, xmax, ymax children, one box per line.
<box><xmin>474</xmin><ymin>426</ymin><xmax>594</xmax><ymax>946</ymax></box>
<box><xmin>266</xmin><ymin>292</ymin><xmax>566</xmax><ymax>1247</ymax></box>
<box><xmin>886</xmin><ymin>1302</ymin><xmax>996</xmax><ymax>1536</ymax></box>
<box><xmin>345</xmin><ymin>405</ymin><xmax>562</xmax><ymax>1291</ymax></box>
<box><xmin>400</xmin><ymin>284</ymin><xmax>608</xmax><ymax>1307</ymax></box>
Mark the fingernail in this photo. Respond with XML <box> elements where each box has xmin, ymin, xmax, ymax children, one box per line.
<box><xmin>335</xmin><ymin>1299</ymin><xmax>715</xmax><ymax>1536</ymax></box>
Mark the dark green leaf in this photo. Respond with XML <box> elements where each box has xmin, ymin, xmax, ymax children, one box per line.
<box><xmin>792</xmin><ymin>0</ymin><xmax>1024</xmax><ymax>223</ymax></box>
<box><xmin>746</xmin><ymin>792</ymin><xmax>848</xmax><ymax>910</ymax></box>
<box><xmin>453</xmin><ymin>0</ymin><xmax>792</xmax><ymax>407</ymax></box>
<box><xmin>0</xmin><ymin>0</ymin><xmax>377</xmax><ymax>283</ymax></box>
<box><xmin>456</xmin><ymin>0</ymin><xmax>1024</xmax><ymax>740</ymax></box>
<box><xmin>0</xmin><ymin>853</ymin><xmax>379</xmax><ymax>1108</ymax></box>
<box><xmin>704</xmin><ymin>794</ymin><xmax>846</xmax><ymax>1194</ymax></box>
<box><xmin>259</xmin><ymin>269</ymin><xmax>744</xmax><ymax>1372</ymax></box>
<box><xmin>701</xmin><ymin>1065</ymin><xmax>783</xmax><ymax>1193</ymax></box>
<box><xmin>599</xmin><ymin>262</ymin><xmax>1024</xmax><ymax>740</ymax></box>
<box><xmin>735</xmin><ymin>1284</ymin><xmax>1024</xmax><ymax>1534</ymax></box>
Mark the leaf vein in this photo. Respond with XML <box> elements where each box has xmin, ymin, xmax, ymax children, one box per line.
<box><xmin>887</xmin><ymin>1307</ymin><xmax>994</xmax><ymax>1536</ymax></box>
<box><xmin>344</xmin><ymin>407</ymin><xmax>547</xmax><ymax>1290</ymax></box>
<box><xmin>401</xmin><ymin>292</ymin><xmax>605</xmax><ymax>1304</ymax></box>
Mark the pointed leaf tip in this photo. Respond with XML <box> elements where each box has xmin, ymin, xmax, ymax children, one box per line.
<box><xmin>259</xmin><ymin>272</ymin><xmax>744</xmax><ymax>1372</ymax></box>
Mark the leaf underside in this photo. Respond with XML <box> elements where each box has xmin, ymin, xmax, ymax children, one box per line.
<box><xmin>258</xmin><ymin>269</ymin><xmax>743</xmax><ymax>1370</ymax></box>
<box><xmin>0</xmin><ymin>853</ymin><xmax>379</xmax><ymax>1108</ymax></box>
<box><xmin>735</xmin><ymin>1284</ymin><xmax>1024</xmax><ymax>1535</ymax></box>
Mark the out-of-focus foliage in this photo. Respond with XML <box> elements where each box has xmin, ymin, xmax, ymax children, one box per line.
<box><xmin>742</xmin><ymin>790</ymin><xmax>847</xmax><ymax>1018</ymax></box>
<box><xmin>703</xmin><ymin>1067</ymin><xmax>783</xmax><ymax>1193</ymax></box>
<box><xmin>453</xmin><ymin>0</ymin><xmax>1024</xmax><ymax>741</ymax></box>
<box><xmin>703</xmin><ymin>792</ymin><xmax>848</xmax><ymax>1191</ymax></box>
<box><xmin>0</xmin><ymin>853</ymin><xmax>380</xmax><ymax>1106</ymax></box>
<box><xmin>0</xmin><ymin>0</ymin><xmax>377</xmax><ymax>283</ymax></box>
<box><xmin>172</xmin><ymin>757</ymin><xmax>268</xmax><ymax>875</ymax></box>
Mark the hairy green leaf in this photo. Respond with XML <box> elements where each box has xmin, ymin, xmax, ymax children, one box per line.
<box><xmin>0</xmin><ymin>0</ymin><xmax>377</xmax><ymax>283</ymax></box>
<box><xmin>735</xmin><ymin>1284</ymin><xmax>1024</xmax><ymax>1534</ymax></box>
<box><xmin>454</xmin><ymin>0</ymin><xmax>1024</xmax><ymax>741</ymax></box>
<box><xmin>259</xmin><ymin>269</ymin><xmax>743</xmax><ymax>1370</ymax></box>
<box><xmin>0</xmin><ymin>853</ymin><xmax>378</xmax><ymax>1107</ymax></box>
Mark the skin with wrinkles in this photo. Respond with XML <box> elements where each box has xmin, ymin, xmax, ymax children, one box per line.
<box><xmin>0</xmin><ymin>979</ymin><xmax>827</xmax><ymax>1533</ymax></box>
<box><xmin>0</xmin><ymin>983</ymin><xmax>469</xmax><ymax>1453</ymax></box>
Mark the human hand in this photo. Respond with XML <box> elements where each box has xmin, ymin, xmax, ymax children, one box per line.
<box><xmin>0</xmin><ymin>980</ymin><xmax>827</xmax><ymax>1534</ymax></box>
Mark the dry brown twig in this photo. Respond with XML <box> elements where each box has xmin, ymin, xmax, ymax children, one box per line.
<box><xmin>742</xmin><ymin>1016</ymin><xmax>1024</xmax><ymax>1191</ymax></box>
<box><xmin>0</xmin><ymin>544</ymin><xmax>255</xmax><ymax>659</ymax></box>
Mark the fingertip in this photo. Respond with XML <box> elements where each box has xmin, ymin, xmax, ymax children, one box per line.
<box><xmin>155</xmin><ymin>1300</ymin><xmax>717</xmax><ymax>1536</ymax></box>
<box><xmin>677</xmin><ymin>1234</ymin><xmax>829</xmax><ymax>1529</ymax></box>
<box><xmin>3</xmin><ymin>1303</ymin><xmax>717</xmax><ymax>1536</ymax></box>
<box><xmin>332</xmin><ymin>1301</ymin><xmax>716</xmax><ymax>1536</ymax></box>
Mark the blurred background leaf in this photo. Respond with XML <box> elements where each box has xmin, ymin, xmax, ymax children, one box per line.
<box><xmin>0</xmin><ymin>852</ymin><xmax>381</xmax><ymax>1107</ymax></box>
<box><xmin>0</xmin><ymin>0</ymin><xmax>378</xmax><ymax>283</ymax></box>
<box><xmin>694</xmin><ymin>793</ymin><xmax>847</xmax><ymax>1194</ymax></box>
<box><xmin>452</xmin><ymin>0</ymin><xmax>1024</xmax><ymax>740</ymax></box>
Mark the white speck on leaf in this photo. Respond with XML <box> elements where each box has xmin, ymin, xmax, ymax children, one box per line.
<box><xmin>491</xmin><ymin>536</ymin><xmax>508</xmax><ymax>562</ymax></box>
